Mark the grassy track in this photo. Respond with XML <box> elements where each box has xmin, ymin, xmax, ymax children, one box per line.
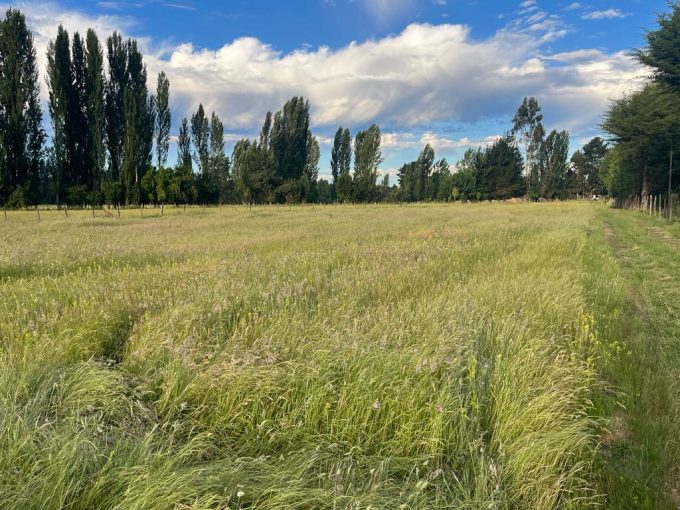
<box><xmin>595</xmin><ymin>208</ymin><xmax>680</xmax><ymax>509</ymax></box>
<box><xmin>0</xmin><ymin>203</ymin><xmax>676</xmax><ymax>508</ymax></box>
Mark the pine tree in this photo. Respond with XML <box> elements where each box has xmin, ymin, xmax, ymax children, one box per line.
<box><xmin>154</xmin><ymin>71</ymin><xmax>171</xmax><ymax>169</ymax></box>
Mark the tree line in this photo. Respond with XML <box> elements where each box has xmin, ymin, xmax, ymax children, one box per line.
<box><xmin>0</xmin><ymin>7</ymin><xmax>640</xmax><ymax>209</ymax></box>
<box><xmin>600</xmin><ymin>3</ymin><xmax>680</xmax><ymax>208</ymax></box>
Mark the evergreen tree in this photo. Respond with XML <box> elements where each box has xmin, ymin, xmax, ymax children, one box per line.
<box><xmin>634</xmin><ymin>4</ymin><xmax>680</xmax><ymax>90</ymax></box>
<box><xmin>479</xmin><ymin>135</ymin><xmax>525</xmax><ymax>199</ymax></box>
<box><xmin>602</xmin><ymin>84</ymin><xmax>680</xmax><ymax>205</ymax></box>
<box><xmin>452</xmin><ymin>149</ymin><xmax>483</xmax><ymax>201</ymax></box>
<box><xmin>154</xmin><ymin>71</ymin><xmax>171</xmax><ymax>170</ymax></box>
<box><xmin>571</xmin><ymin>137</ymin><xmax>608</xmax><ymax>197</ymax></box>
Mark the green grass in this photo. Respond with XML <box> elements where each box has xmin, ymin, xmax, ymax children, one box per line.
<box><xmin>0</xmin><ymin>202</ymin><xmax>677</xmax><ymax>509</ymax></box>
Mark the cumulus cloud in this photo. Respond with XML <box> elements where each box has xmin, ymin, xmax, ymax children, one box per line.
<box><xmin>382</xmin><ymin>132</ymin><xmax>501</xmax><ymax>150</ymax></box>
<box><xmin>8</xmin><ymin>0</ymin><xmax>644</xmax><ymax>161</ymax></box>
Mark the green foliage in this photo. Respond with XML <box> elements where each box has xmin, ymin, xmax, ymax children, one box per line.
<box><xmin>571</xmin><ymin>137</ymin><xmax>609</xmax><ymax>197</ymax></box>
<box><xmin>0</xmin><ymin>9</ymin><xmax>44</xmax><ymax>206</ymax></box>
<box><xmin>538</xmin><ymin>130</ymin><xmax>571</xmax><ymax>199</ymax></box>
<box><xmin>85</xmin><ymin>29</ymin><xmax>106</xmax><ymax>194</ymax></box>
<box><xmin>353</xmin><ymin>124</ymin><xmax>382</xmax><ymax>202</ymax></box>
<box><xmin>154</xmin><ymin>72</ymin><xmax>171</xmax><ymax>170</ymax></box>
<box><xmin>512</xmin><ymin>96</ymin><xmax>544</xmax><ymax>195</ymax></box>
<box><xmin>602</xmin><ymin>83</ymin><xmax>680</xmax><ymax>200</ymax></box>
<box><xmin>191</xmin><ymin>104</ymin><xmax>210</xmax><ymax>175</ymax></box>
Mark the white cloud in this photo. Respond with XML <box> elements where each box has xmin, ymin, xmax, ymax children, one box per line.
<box><xmin>10</xmin><ymin>0</ymin><xmax>644</xmax><ymax>153</ymax></box>
<box><xmin>564</xmin><ymin>2</ymin><xmax>581</xmax><ymax>10</ymax></box>
<box><xmin>582</xmin><ymin>9</ymin><xmax>630</xmax><ymax>20</ymax></box>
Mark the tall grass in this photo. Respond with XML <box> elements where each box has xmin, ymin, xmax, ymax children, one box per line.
<box><xmin>0</xmin><ymin>203</ymin><xmax>618</xmax><ymax>508</ymax></box>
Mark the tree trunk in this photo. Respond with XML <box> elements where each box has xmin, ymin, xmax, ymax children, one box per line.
<box><xmin>641</xmin><ymin>160</ymin><xmax>650</xmax><ymax>211</ymax></box>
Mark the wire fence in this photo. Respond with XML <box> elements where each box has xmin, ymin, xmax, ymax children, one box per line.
<box><xmin>616</xmin><ymin>193</ymin><xmax>677</xmax><ymax>223</ymax></box>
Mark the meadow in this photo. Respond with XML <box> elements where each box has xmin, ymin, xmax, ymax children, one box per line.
<box><xmin>1</xmin><ymin>202</ymin><xmax>679</xmax><ymax>509</ymax></box>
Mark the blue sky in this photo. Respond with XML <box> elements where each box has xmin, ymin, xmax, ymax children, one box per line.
<box><xmin>5</xmin><ymin>0</ymin><xmax>665</xmax><ymax>179</ymax></box>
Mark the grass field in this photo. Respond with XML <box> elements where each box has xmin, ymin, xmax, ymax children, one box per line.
<box><xmin>1</xmin><ymin>202</ymin><xmax>679</xmax><ymax>509</ymax></box>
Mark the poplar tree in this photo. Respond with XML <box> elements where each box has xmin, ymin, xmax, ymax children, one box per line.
<box><xmin>416</xmin><ymin>144</ymin><xmax>434</xmax><ymax>201</ymax></box>
<box><xmin>335</xmin><ymin>128</ymin><xmax>353</xmax><ymax>202</ymax></box>
<box><xmin>191</xmin><ymin>104</ymin><xmax>210</xmax><ymax>174</ymax></box>
<box><xmin>154</xmin><ymin>71</ymin><xmax>171</xmax><ymax>169</ymax></box>
<box><xmin>330</xmin><ymin>127</ymin><xmax>343</xmax><ymax>184</ymax></box>
<box><xmin>177</xmin><ymin>117</ymin><xmax>192</xmax><ymax>170</ymax></box>
<box><xmin>85</xmin><ymin>29</ymin><xmax>105</xmax><ymax>195</ymax></box>
<box><xmin>270</xmin><ymin>96</ymin><xmax>310</xmax><ymax>201</ymax></box>
<box><xmin>70</xmin><ymin>32</ymin><xmax>88</xmax><ymax>187</ymax></box>
<box><xmin>105</xmin><ymin>32</ymin><xmax>127</xmax><ymax>185</ymax></box>
<box><xmin>304</xmin><ymin>132</ymin><xmax>320</xmax><ymax>201</ymax></box>
<box><xmin>0</xmin><ymin>8</ymin><xmax>44</xmax><ymax>205</ymax></box>
<box><xmin>121</xmin><ymin>39</ymin><xmax>153</xmax><ymax>204</ymax></box>
<box><xmin>46</xmin><ymin>25</ymin><xmax>72</xmax><ymax>204</ymax></box>
<box><xmin>353</xmin><ymin>124</ymin><xmax>382</xmax><ymax>202</ymax></box>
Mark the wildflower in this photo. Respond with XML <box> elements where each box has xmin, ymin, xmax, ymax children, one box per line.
<box><xmin>372</xmin><ymin>399</ymin><xmax>382</xmax><ymax>411</ymax></box>
<box><xmin>237</xmin><ymin>491</ymin><xmax>244</xmax><ymax>498</ymax></box>
<box><xmin>436</xmin><ymin>405</ymin><xmax>444</xmax><ymax>414</ymax></box>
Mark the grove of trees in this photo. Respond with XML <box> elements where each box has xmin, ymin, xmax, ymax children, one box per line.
<box><xmin>600</xmin><ymin>3</ymin><xmax>680</xmax><ymax>208</ymax></box>
<box><xmin>1</xmin><ymin>4</ymin><xmax>679</xmax><ymax>208</ymax></box>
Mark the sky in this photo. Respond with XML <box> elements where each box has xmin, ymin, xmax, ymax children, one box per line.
<box><xmin>2</xmin><ymin>0</ymin><xmax>666</xmax><ymax>180</ymax></box>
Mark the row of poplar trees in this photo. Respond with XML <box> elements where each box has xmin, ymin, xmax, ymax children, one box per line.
<box><xmin>0</xmin><ymin>6</ymin><xmax>625</xmax><ymax>208</ymax></box>
<box><xmin>0</xmin><ymin>8</ymin><xmax>387</xmax><ymax>207</ymax></box>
